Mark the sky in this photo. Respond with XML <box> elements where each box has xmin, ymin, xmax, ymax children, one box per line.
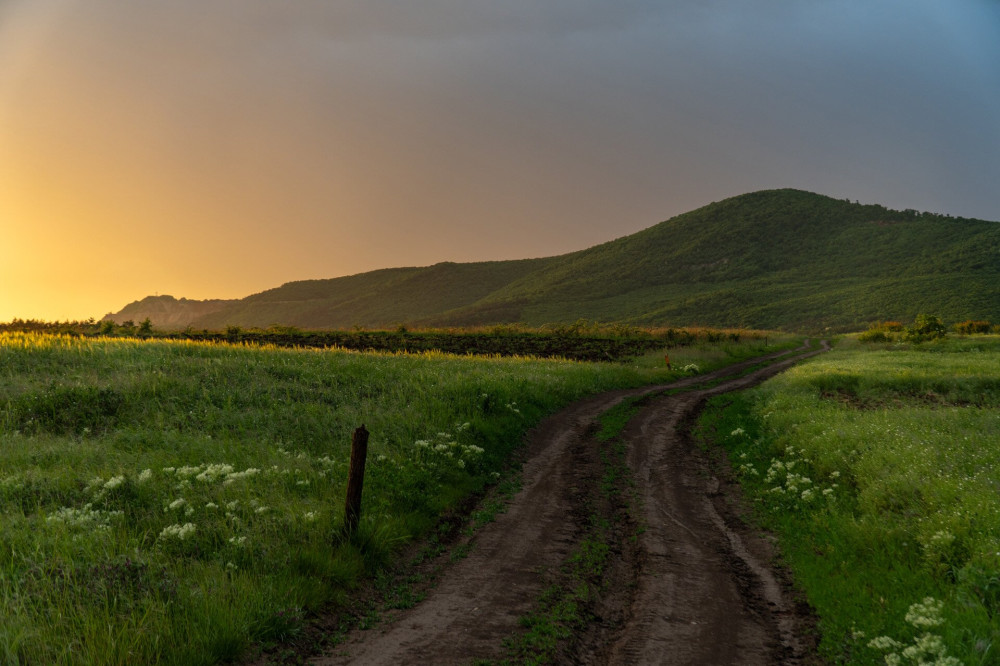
<box><xmin>1</xmin><ymin>0</ymin><xmax>998</xmax><ymax>321</ymax></box>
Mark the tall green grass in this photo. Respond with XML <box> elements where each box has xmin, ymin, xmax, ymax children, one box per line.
<box><xmin>705</xmin><ymin>336</ymin><xmax>1000</xmax><ymax>665</ymax></box>
<box><xmin>0</xmin><ymin>332</ymin><xmax>792</xmax><ymax>664</ymax></box>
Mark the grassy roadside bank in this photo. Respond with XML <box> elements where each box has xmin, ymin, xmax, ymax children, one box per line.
<box><xmin>0</xmin><ymin>331</ymin><xmax>795</xmax><ymax>664</ymax></box>
<box><xmin>701</xmin><ymin>336</ymin><xmax>1000</xmax><ymax>665</ymax></box>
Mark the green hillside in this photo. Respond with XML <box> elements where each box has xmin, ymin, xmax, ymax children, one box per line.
<box><xmin>191</xmin><ymin>259</ymin><xmax>554</xmax><ymax>330</ymax></box>
<box><xmin>105</xmin><ymin>190</ymin><xmax>1000</xmax><ymax>332</ymax></box>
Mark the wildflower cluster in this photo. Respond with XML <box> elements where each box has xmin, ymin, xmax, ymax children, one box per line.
<box><xmin>750</xmin><ymin>447</ymin><xmax>840</xmax><ymax>511</ymax></box>
<box><xmin>162</xmin><ymin>464</ymin><xmax>261</xmax><ymax>486</ymax></box>
<box><xmin>46</xmin><ymin>504</ymin><xmax>123</xmax><ymax>531</ymax></box>
<box><xmin>84</xmin><ymin>473</ymin><xmax>134</xmax><ymax>503</ymax></box>
<box><xmin>724</xmin><ymin>425</ymin><xmax>760</xmax><ymax>477</ymax></box>
<box><xmin>133</xmin><ymin>451</ymin><xmax>326</xmax><ymax>558</ymax></box>
<box><xmin>413</xmin><ymin>423</ymin><xmax>486</xmax><ymax>475</ymax></box>
<box><xmin>158</xmin><ymin>522</ymin><xmax>197</xmax><ymax>541</ymax></box>
<box><xmin>48</xmin><ymin>472</ymin><xmax>141</xmax><ymax>533</ymax></box>
<box><xmin>868</xmin><ymin>597</ymin><xmax>961</xmax><ymax>665</ymax></box>
<box><xmin>164</xmin><ymin>497</ymin><xmax>194</xmax><ymax>516</ymax></box>
<box><xmin>735</xmin><ymin>452</ymin><xmax>760</xmax><ymax>477</ymax></box>
<box><xmin>681</xmin><ymin>363</ymin><xmax>700</xmax><ymax>374</ymax></box>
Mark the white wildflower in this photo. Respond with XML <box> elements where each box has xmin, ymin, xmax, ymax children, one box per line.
<box><xmin>103</xmin><ymin>475</ymin><xmax>125</xmax><ymax>491</ymax></box>
<box><xmin>175</xmin><ymin>465</ymin><xmax>202</xmax><ymax>479</ymax></box>
<box><xmin>159</xmin><ymin>522</ymin><xmax>196</xmax><ymax>540</ymax></box>
<box><xmin>905</xmin><ymin>597</ymin><xmax>945</xmax><ymax>629</ymax></box>
<box><xmin>46</xmin><ymin>504</ymin><xmax>122</xmax><ymax>530</ymax></box>
<box><xmin>195</xmin><ymin>463</ymin><xmax>234</xmax><ymax>483</ymax></box>
<box><xmin>223</xmin><ymin>468</ymin><xmax>261</xmax><ymax>484</ymax></box>
<box><xmin>868</xmin><ymin>636</ymin><xmax>903</xmax><ymax>651</ymax></box>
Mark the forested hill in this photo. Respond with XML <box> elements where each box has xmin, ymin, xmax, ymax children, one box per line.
<box><xmin>105</xmin><ymin>189</ymin><xmax>1000</xmax><ymax>332</ymax></box>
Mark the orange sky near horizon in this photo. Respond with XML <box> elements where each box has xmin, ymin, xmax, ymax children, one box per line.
<box><xmin>0</xmin><ymin>1</ymin><xmax>674</xmax><ymax>322</ymax></box>
<box><xmin>2</xmin><ymin>1</ymin><xmax>998</xmax><ymax>323</ymax></box>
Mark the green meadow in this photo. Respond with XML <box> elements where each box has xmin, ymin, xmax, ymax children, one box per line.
<box><xmin>0</xmin><ymin>331</ymin><xmax>790</xmax><ymax>665</ymax></box>
<box><xmin>706</xmin><ymin>336</ymin><xmax>1000</xmax><ymax>665</ymax></box>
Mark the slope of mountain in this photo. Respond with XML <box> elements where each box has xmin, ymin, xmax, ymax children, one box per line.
<box><xmin>104</xmin><ymin>190</ymin><xmax>1000</xmax><ymax>332</ymax></box>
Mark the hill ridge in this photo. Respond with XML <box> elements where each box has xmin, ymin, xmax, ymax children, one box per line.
<box><xmin>104</xmin><ymin>189</ymin><xmax>1000</xmax><ymax>332</ymax></box>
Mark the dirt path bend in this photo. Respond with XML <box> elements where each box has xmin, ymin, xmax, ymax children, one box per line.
<box><xmin>315</xmin><ymin>342</ymin><xmax>828</xmax><ymax>665</ymax></box>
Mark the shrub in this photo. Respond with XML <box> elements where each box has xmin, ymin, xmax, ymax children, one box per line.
<box><xmin>859</xmin><ymin>320</ymin><xmax>904</xmax><ymax>343</ymax></box>
<box><xmin>905</xmin><ymin>314</ymin><xmax>947</xmax><ymax>342</ymax></box>
<box><xmin>858</xmin><ymin>329</ymin><xmax>891</xmax><ymax>343</ymax></box>
<box><xmin>954</xmin><ymin>320</ymin><xmax>992</xmax><ymax>335</ymax></box>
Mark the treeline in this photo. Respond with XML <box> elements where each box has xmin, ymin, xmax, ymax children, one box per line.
<box><xmin>0</xmin><ymin>319</ymin><xmax>763</xmax><ymax>362</ymax></box>
<box><xmin>0</xmin><ymin>318</ymin><xmax>118</xmax><ymax>335</ymax></box>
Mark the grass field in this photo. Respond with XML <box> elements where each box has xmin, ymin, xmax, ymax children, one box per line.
<box><xmin>703</xmin><ymin>335</ymin><xmax>1000</xmax><ymax>665</ymax></box>
<box><xmin>0</xmin><ymin>331</ymin><xmax>794</xmax><ymax>665</ymax></box>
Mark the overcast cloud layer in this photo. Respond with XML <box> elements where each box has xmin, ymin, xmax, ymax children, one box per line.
<box><xmin>1</xmin><ymin>0</ymin><xmax>998</xmax><ymax>320</ymax></box>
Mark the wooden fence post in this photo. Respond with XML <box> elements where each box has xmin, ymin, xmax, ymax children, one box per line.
<box><xmin>344</xmin><ymin>425</ymin><xmax>369</xmax><ymax>535</ymax></box>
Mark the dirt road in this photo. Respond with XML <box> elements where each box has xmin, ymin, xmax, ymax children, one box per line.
<box><xmin>315</xmin><ymin>342</ymin><xmax>827</xmax><ymax>665</ymax></box>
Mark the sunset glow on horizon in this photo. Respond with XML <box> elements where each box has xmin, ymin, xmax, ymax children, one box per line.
<box><xmin>2</xmin><ymin>0</ymin><xmax>999</xmax><ymax>322</ymax></box>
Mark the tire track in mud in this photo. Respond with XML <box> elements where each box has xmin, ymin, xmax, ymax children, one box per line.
<box><xmin>313</xmin><ymin>342</ymin><xmax>827</xmax><ymax>665</ymax></box>
<box><xmin>598</xmin><ymin>343</ymin><xmax>829</xmax><ymax>666</ymax></box>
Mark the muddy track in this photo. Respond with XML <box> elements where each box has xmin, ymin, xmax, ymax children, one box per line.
<box><xmin>314</xmin><ymin>342</ymin><xmax>828</xmax><ymax>665</ymax></box>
